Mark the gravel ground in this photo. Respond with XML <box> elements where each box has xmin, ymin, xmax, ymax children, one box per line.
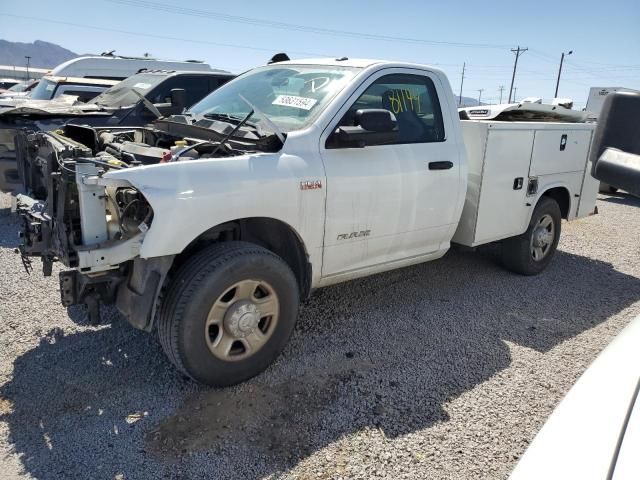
<box><xmin>1</xmin><ymin>191</ymin><xmax>639</xmax><ymax>480</ymax></box>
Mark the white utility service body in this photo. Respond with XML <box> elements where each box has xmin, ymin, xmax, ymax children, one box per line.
<box><xmin>454</xmin><ymin>120</ymin><xmax>598</xmax><ymax>247</ymax></box>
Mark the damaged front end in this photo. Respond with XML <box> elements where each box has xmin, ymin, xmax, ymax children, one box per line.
<box><xmin>14</xmin><ymin>119</ymin><xmax>281</xmax><ymax>327</ymax></box>
<box><xmin>14</xmin><ymin>126</ymin><xmax>172</xmax><ymax>327</ymax></box>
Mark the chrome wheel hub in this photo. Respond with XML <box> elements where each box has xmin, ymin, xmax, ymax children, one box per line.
<box><xmin>224</xmin><ymin>301</ymin><xmax>261</xmax><ymax>338</ymax></box>
<box><xmin>530</xmin><ymin>213</ymin><xmax>555</xmax><ymax>262</ymax></box>
<box><xmin>533</xmin><ymin>228</ymin><xmax>553</xmax><ymax>248</ymax></box>
<box><xmin>204</xmin><ymin>279</ymin><xmax>279</xmax><ymax>362</ymax></box>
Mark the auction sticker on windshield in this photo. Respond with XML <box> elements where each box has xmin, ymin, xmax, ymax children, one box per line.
<box><xmin>272</xmin><ymin>95</ymin><xmax>317</xmax><ymax>110</ymax></box>
<box><xmin>133</xmin><ymin>83</ymin><xmax>152</xmax><ymax>90</ymax></box>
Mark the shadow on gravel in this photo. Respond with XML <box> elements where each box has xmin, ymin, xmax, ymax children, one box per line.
<box><xmin>0</xmin><ymin>210</ymin><xmax>20</xmax><ymax>249</ymax></box>
<box><xmin>600</xmin><ymin>192</ymin><xmax>640</xmax><ymax>207</ymax></box>
<box><xmin>3</xmin><ymin>247</ymin><xmax>640</xmax><ymax>479</ymax></box>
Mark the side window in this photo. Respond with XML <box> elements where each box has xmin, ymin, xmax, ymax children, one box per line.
<box><xmin>338</xmin><ymin>73</ymin><xmax>445</xmax><ymax>144</ymax></box>
<box><xmin>55</xmin><ymin>86</ymin><xmax>106</xmax><ymax>103</ymax></box>
<box><xmin>149</xmin><ymin>76</ymin><xmax>211</xmax><ymax>107</ymax></box>
<box><xmin>148</xmin><ymin>80</ymin><xmax>174</xmax><ymax>104</ymax></box>
<box><xmin>60</xmin><ymin>90</ymin><xmax>103</xmax><ymax>102</ymax></box>
<box><xmin>182</xmin><ymin>77</ymin><xmax>211</xmax><ymax>106</ymax></box>
<box><xmin>209</xmin><ymin>76</ymin><xmax>232</xmax><ymax>92</ymax></box>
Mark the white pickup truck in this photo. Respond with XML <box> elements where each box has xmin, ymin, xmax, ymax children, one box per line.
<box><xmin>14</xmin><ymin>58</ymin><xmax>598</xmax><ymax>386</ymax></box>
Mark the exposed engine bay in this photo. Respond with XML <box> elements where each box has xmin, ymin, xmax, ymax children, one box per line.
<box><xmin>14</xmin><ymin>120</ymin><xmax>282</xmax><ymax>326</ymax></box>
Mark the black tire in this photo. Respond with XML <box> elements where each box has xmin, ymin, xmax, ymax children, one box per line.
<box><xmin>157</xmin><ymin>241</ymin><xmax>299</xmax><ymax>386</ymax></box>
<box><xmin>608</xmin><ymin>186</ymin><xmax>619</xmax><ymax>193</ymax></box>
<box><xmin>501</xmin><ymin>197</ymin><xmax>561</xmax><ymax>275</ymax></box>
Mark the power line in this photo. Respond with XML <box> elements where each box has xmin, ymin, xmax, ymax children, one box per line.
<box><xmin>508</xmin><ymin>46</ymin><xmax>528</xmax><ymax>103</ymax></box>
<box><xmin>530</xmin><ymin>49</ymin><xmax>640</xmax><ymax>72</ymax></box>
<box><xmin>0</xmin><ymin>14</ymin><xmax>330</xmax><ymax>58</ymax></box>
<box><xmin>105</xmin><ymin>0</ymin><xmax>511</xmax><ymax>49</ymax></box>
<box><xmin>562</xmin><ymin>59</ymin><xmax>640</xmax><ymax>78</ymax></box>
<box><xmin>528</xmin><ymin>49</ymin><xmax>560</xmax><ymax>64</ymax></box>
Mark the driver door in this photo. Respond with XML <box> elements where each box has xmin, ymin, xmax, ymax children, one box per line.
<box><xmin>319</xmin><ymin>69</ymin><xmax>461</xmax><ymax>277</ymax></box>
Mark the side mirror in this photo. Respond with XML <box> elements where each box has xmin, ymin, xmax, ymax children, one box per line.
<box><xmin>591</xmin><ymin>90</ymin><xmax>640</xmax><ymax>196</ymax></box>
<box><xmin>170</xmin><ymin>88</ymin><xmax>187</xmax><ymax>112</ymax></box>
<box><xmin>355</xmin><ymin>109</ymin><xmax>397</xmax><ymax>132</ymax></box>
<box><xmin>328</xmin><ymin>109</ymin><xmax>398</xmax><ymax>148</ymax></box>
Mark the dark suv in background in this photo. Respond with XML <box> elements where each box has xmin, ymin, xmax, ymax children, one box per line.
<box><xmin>0</xmin><ymin>69</ymin><xmax>235</xmax><ymax>192</ymax></box>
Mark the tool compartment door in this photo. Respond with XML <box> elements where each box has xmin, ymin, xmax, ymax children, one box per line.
<box><xmin>474</xmin><ymin>129</ymin><xmax>534</xmax><ymax>244</ymax></box>
<box><xmin>529</xmin><ymin>129</ymin><xmax>593</xmax><ymax>177</ymax></box>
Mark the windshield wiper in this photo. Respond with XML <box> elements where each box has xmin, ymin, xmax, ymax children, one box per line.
<box><xmin>208</xmin><ymin>108</ymin><xmax>255</xmax><ymax>157</ymax></box>
<box><xmin>202</xmin><ymin>112</ymin><xmax>259</xmax><ymax>128</ymax></box>
<box><xmin>131</xmin><ymin>89</ymin><xmax>162</xmax><ymax>118</ymax></box>
<box><xmin>238</xmin><ymin>94</ymin><xmax>286</xmax><ymax>144</ymax></box>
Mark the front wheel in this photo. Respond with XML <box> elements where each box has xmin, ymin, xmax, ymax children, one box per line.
<box><xmin>157</xmin><ymin>242</ymin><xmax>299</xmax><ymax>386</ymax></box>
<box><xmin>501</xmin><ymin>197</ymin><xmax>562</xmax><ymax>275</ymax></box>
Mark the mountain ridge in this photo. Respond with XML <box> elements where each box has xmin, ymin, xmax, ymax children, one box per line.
<box><xmin>0</xmin><ymin>39</ymin><xmax>78</xmax><ymax>69</ymax></box>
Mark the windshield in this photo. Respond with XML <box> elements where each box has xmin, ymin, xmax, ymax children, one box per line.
<box><xmin>29</xmin><ymin>78</ymin><xmax>57</xmax><ymax>100</ymax></box>
<box><xmin>188</xmin><ymin>65</ymin><xmax>360</xmax><ymax>132</ymax></box>
<box><xmin>88</xmin><ymin>73</ymin><xmax>168</xmax><ymax>107</ymax></box>
<box><xmin>8</xmin><ymin>82</ymin><xmax>28</xmax><ymax>92</ymax></box>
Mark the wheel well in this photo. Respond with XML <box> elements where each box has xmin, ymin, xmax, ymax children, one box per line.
<box><xmin>173</xmin><ymin>217</ymin><xmax>312</xmax><ymax>299</ymax></box>
<box><xmin>541</xmin><ymin>187</ymin><xmax>570</xmax><ymax>219</ymax></box>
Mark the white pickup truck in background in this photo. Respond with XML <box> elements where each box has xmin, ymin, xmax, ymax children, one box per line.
<box><xmin>14</xmin><ymin>58</ymin><xmax>598</xmax><ymax>385</ymax></box>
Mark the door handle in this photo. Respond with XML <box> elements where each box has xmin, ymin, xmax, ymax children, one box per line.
<box><xmin>428</xmin><ymin>161</ymin><xmax>454</xmax><ymax>170</ymax></box>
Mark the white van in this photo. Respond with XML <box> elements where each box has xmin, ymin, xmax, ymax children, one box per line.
<box><xmin>585</xmin><ymin>87</ymin><xmax>637</xmax><ymax>120</ymax></box>
<box><xmin>49</xmin><ymin>54</ymin><xmax>214</xmax><ymax>81</ymax></box>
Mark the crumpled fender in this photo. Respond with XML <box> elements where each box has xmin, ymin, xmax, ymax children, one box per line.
<box><xmin>103</xmin><ymin>150</ymin><xmax>326</xmax><ymax>263</ymax></box>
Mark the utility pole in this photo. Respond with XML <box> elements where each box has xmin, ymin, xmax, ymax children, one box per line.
<box><xmin>458</xmin><ymin>62</ymin><xmax>466</xmax><ymax>106</ymax></box>
<box><xmin>554</xmin><ymin>50</ymin><xmax>573</xmax><ymax>98</ymax></box>
<box><xmin>25</xmin><ymin>56</ymin><xmax>31</xmax><ymax>81</ymax></box>
<box><xmin>498</xmin><ymin>85</ymin><xmax>505</xmax><ymax>104</ymax></box>
<box><xmin>477</xmin><ymin>89</ymin><xmax>484</xmax><ymax>106</ymax></box>
<box><xmin>513</xmin><ymin>87</ymin><xmax>518</xmax><ymax>102</ymax></box>
<box><xmin>508</xmin><ymin>46</ymin><xmax>527</xmax><ymax>103</ymax></box>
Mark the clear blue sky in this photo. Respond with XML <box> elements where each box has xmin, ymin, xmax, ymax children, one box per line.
<box><xmin>1</xmin><ymin>0</ymin><xmax>638</xmax><ymax>107</ymax></box>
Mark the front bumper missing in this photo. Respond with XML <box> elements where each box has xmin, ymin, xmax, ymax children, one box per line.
<box><xmin>59</xmin><ymin>255</ymin><xmax>174</xmax><ymax>329</ymax></box>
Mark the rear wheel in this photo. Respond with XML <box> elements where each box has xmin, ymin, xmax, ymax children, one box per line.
<box><xmin>157</xmin><ymin>242</ymin><xmax>299</xmax><ymax>386</ymax></box>
<box><xmin>501</xmin><ymin>197</ymin><xmax>561</xmax><ymax>275</ymax></box>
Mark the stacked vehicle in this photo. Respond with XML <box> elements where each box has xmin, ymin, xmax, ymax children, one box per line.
<box><xmin>0</xmin><ymin>69</ymin><xmax>235</xmax><ymax>192</ymax></box>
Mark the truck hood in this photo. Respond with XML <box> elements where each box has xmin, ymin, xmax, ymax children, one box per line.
<box><xmin>102</xmin><ymin>150</ymin><xmax>296</xmax><ymax>258</ymax></box>
<box><xmin>102</xmin><ymin>151</ymin><xmax>278</xmax><ymax>190</ymax></box>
